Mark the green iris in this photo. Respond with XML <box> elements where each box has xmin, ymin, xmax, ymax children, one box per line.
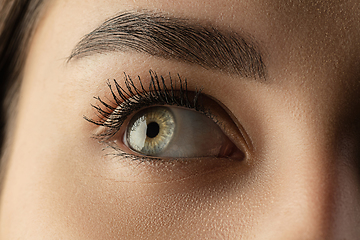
<box><xmin>126</xmin><ymin>107</ymin><xmax>176</xmax><ymax>155</ymax></box>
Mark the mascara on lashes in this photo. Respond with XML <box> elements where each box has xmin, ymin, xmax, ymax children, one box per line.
<box><xmin>84</xmin><ymin>70</ymin><xmax>204</xmax><ymax>140</ymax></box>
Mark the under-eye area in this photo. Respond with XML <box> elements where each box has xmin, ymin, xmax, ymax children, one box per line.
<box><xmin>85</xmin><ymin>70</ymin><xmax>246</xmax><ymax>163</ymax></box>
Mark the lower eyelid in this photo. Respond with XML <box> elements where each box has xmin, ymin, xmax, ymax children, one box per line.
<box><xmin>102</xmin><ymin>147</ymin><xmax>246</xmax><ymax>184</ymax></box>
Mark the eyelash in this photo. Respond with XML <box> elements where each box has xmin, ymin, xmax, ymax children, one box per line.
<box><xmin>85</xmin><ymin>70</ymin><xmax>205</xmax><ymax>143</ymax></box>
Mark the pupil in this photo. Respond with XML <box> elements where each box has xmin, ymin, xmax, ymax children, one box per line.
<box><xmin>146</xmin><ymin>122</ymin><xmax>160</xmax><ymax>138</ymax></box>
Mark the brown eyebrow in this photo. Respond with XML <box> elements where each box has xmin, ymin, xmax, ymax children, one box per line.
<box><xmin>68</xmin><ymin>10</ymin><xmax>266</xmax><ymax>79</ymax></box>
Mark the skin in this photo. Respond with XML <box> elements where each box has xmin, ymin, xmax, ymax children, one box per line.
<box><xmin>1</xmin><ymin>0</ymin><xmax>360</xmax><ymax>239</ymax></box>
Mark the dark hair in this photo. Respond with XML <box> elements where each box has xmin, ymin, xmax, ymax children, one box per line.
<box><xmin>0</xmin><ymin>0</ymin><xmax>44</xmax><ymax>186</ymax></box>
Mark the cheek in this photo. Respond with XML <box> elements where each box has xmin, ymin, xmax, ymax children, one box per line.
<box><xmin>4</xmin><ymin>77</ymin><xmax>275</xmax><ymax>239</ymax></box>
<box><xmin>47</xmin><ymin>160</ymin><xmax>271</xmax><ymax>239</ymax></box>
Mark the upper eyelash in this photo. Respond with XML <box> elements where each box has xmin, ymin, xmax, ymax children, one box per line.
<box><xmin>84</xmin><ymin>70</ymin><xmax>204</xmax><ymax>139</ymax></box>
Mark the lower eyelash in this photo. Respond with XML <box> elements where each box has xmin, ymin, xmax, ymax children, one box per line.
<box><xmin>84</xmin><ymin>70</ymin><xmax>204</xmax><ymax>140</ymax></box>
<box><xmin>101</xmin><ymin>142</ymin><xmax>164</xmax><ymax>163</ymax></box>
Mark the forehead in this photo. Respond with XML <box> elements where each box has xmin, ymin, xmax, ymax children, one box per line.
<box><xmin>35</xmin><ymin>0</ymin><xmax>360</xmax><ymax>87</ymax></box>
<box><xmin>42</xmin><ymin>0</ymin><xmax>360</xmax><ymax>61</ymax></box>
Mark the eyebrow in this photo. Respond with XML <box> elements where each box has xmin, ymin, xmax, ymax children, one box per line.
<box><xmin>68</xmin><ymin>10</ymin><xmax>266</xmax><ymax>79</ymax></box>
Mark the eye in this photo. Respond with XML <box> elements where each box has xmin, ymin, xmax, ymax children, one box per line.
<box><xmin>86</xmin><ymin>71</ymin><xmax>246</xmax><ymax>161</ymax></box>
<box><xmin>125</xmin><ymin>106</ymin><xmax>237</xmax><ymax>158</ymax></box>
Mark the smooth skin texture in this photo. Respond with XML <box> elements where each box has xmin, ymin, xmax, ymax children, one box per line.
<box><xmin>1</xmin><ymin>0</ymin><xmax>360</xmax><ymax>239</ymax></box>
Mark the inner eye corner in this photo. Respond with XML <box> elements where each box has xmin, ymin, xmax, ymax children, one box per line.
<box><xmin>200</xmin><ymin>96</ymin><xmax>253</xmax><ymax>158</ymax></box>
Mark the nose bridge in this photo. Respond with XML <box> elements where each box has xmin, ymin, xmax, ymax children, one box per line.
<box><xmin>279</xmin><ymin>141</ymin><xmax>336</xmax><ymax>238</ymax></box>
<box><xmin>269</xmin><ymin>120</ymin><xmax>360</xmax><ymax>239</ymax></box>
<box><xmin>331</xmin><ymin>128</ymin><xmax>360</xmax><ymax>239</ymax></box>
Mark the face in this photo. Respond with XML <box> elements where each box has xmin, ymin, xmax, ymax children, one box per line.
<box><xmin>1</xmin><ymin>0</ymin><xmax>360</xmax><ymax>239</ymax></box>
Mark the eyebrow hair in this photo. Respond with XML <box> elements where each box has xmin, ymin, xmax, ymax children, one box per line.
<box><xmin>68</xmin><ymin>10</ymin><xmax>266</xmax><ymax>79</ymax></box>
